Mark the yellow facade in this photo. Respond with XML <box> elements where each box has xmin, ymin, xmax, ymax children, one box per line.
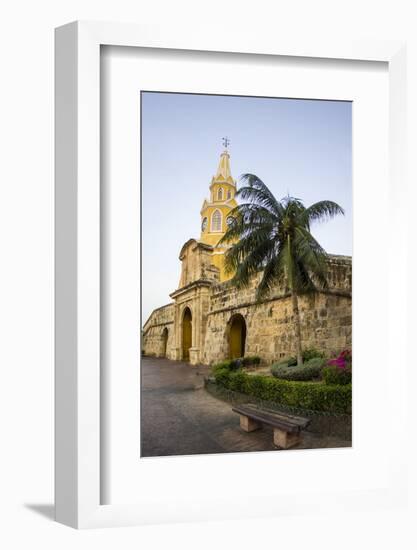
<box><xmin>199</xmin><ymin>150</ymin><xmax>238</xmax><ymax>281</ymax></box>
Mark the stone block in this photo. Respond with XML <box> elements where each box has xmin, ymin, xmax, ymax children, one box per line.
<box><xmin>239</xmin><ymin>414</ymin><xmax>261</xmax><ymax>432</ymax></box>
<box><xmin>273</xmin><ymin>428</ymin><xmax>301</xmax><ymax>449</ymax></box>
<box><xmin>189</xmin><ymin>347</ymin><xmax>200</xmax><ymax>365</ymax></box>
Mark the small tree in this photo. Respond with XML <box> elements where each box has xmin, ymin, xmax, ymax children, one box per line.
<box><xmin>220</xmin><ymin>174</ymin><xmax>344</xmax><ymax>365</ymax></box>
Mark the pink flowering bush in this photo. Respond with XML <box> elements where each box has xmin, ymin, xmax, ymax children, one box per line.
<box><xmin>327</xmin><ymin>349</ymin><xmax>352</xmax><ymax>369</ymax></box>
<box><xmin>322</xmin><ymin>350</ymin><xmax>352</xmax><ymax>385</ymax></box>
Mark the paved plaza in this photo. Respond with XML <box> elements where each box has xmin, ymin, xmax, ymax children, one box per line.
<box><xmin>141</xmin><ymin>356</ymin><xmax>349</xmax><ymax>457</ymax></box>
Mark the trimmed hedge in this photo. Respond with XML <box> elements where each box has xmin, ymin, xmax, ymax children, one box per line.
<box><xmin>212</xmin><ymin>356</ymin><xmax>261</xmax><ymax>373</ymax></box>
<box><xmin>212</xmin><ymin>360</ymin><xmax>235</xmax><ymax>372</ymax></box>
<box><xmin>271</xmin><ymin>357</ymin><xmax>326</xmax><ymax>381</ymax></box>
<box><xmin>273</xmin><ymin>349</ymin><xmax>325</xmax><ymax>368</ymax></box>
<box><xmin>302</xmin><ymin>348</ymin><xmax>326</xmax><ymax>361</ymax></box>
<box><xmin>275</xmin><ymin>356</ymin><xmax>297</xmax><ymax>368</ymax></box>
<box><xmin>213</xmin><ymin>368</ymin><xmax>351</xmax><ymax>414</ymax></box>
<box><xmin>322</xmin><ymin>365</ymin><xmax>352</xmax><ymax>386</ymax></box>
<box><xmin>305</xmin><ymin>357</ymin><xmax>327</xmax><ymax>369</ymax></box>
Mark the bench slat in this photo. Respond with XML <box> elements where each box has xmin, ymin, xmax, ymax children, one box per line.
<box><xmin>232</xmin><ymin>404</ymin><xmax>310</xmax><ymax>433</ymax></box>
<box><xmin>233</xmin><ymin>403</ymin><xmax>309</xmax><ymax>425</ymax></box>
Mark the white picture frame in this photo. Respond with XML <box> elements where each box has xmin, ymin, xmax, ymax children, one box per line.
<box><xmin>55</xmin><ymin>21</ymin><xmax>407</xmax><ymax>529</ymax></box>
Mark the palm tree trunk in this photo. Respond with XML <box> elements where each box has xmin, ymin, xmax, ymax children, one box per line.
<box><xmin>291</xmin><ymin>290</ymin><xmax>303</xmax><ymax>365</ymax></box>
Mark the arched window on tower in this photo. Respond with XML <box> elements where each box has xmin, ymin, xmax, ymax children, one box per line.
<box><xmin>217</xmin><ymin>187</ymin><xmax>223</xmax><ymax>201</ymax></box>
<box><xmin>211</xmin><ymin>209</ymin><xmax>222</xmax><ymax>232</ymax></box>
<box><xmin>227</xmin><ymin>189</ymin><xmax>232</xmax><ymax>200</ymax></box>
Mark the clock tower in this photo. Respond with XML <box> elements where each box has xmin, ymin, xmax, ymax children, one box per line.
<box><xmin>200</xmin><ymin>141</ymin><xmax>238</xmax><ymax>281</ymax></box>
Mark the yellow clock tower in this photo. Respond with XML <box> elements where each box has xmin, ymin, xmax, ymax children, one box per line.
<box><xmin>200</xmin><ymin>141</ymin><xmax>238</xmax><ymax>281</ymax></box>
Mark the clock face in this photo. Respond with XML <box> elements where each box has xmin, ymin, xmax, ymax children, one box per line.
<box><xmin>201</xmin><ymin>217</ymin><xmax>208</xmax><ymax>231</ymax></box>
<box><xmin>226</xmin><ymin>215</ymin><xmax>235</xmax><ymax>227</ymax></box>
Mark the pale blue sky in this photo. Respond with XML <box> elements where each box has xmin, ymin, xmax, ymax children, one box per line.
<box><xmin>142</xmin><ymin>92</ymin><xmax>352</xmax><ymax>323</ymax></box>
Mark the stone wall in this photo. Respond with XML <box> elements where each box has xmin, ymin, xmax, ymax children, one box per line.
<box><xmin>202</xmin><ymin>291</ymin><xmax>351</xmax><ymax>365</ymax></box>
<box><xmin>142</xmin><ymin>303</ymin><xmax>175</xmax><ymax>358</ymax></box>
<box><xmin>201</xmin><ymin>255</ymin><xmax>351</xmax><ymax>365</ymax></box>
<box><xmin>143</xmin><ymin>255</ymin><xmax>352</xmax><ymax>366</ymax></box>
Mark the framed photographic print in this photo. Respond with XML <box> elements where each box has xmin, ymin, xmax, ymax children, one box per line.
<box><xmin>55</xmin><ymin>21</ymin><xmax>407</xmax><ymax>528</ymax></box>
<box><xmin>140</xmin><ymin>90</ymin><xmax>353</xmax><ymax>457</ymax></box>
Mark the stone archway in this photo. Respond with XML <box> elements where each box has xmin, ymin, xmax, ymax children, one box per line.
<box><xmin>229</xmin><ymin>313</ymin><xmax>246</xmax><ymax>359</ymax></box>
<box><xmin>182</xmin><ymin>307</ymin><xmax>192</xmax><ymax>361</ymax></box>
<box><xmin>161</xmin><ymin>327</ymin><xmax>169</xmax><ymax>357</ymax></box>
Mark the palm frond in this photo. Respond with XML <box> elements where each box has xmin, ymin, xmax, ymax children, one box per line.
<box><xmin>255</xmin><ymin>252</ymin><xmax>286</xmax><ymax>300</ymax></box>
<box><xmin>221</xmin><ymin>176</ymin><xmax>344</xmax><ymax>299</ymax></box>
<box><xmin>224</xmin><ymin>233</ymin><xmax>276</xmax><ymax>278</ymax></box>
<box><xmin>219</xmin><ymin>203</ymin><xmax>277</xmax><ymax>245</ymax></box>
<box><xmin>302</xmin><ymin>200</ymin><xmax>344</xmax><ymax>226</ymax></box>
<box><xmin>293</xmin><ymin>226</ymin><xmax>329</xmax><ymax>289</ymax></box>
<box><xmin>238</xmin><ymin>174</ymin><xmax>283</xmax><ymax>217</ymax></box>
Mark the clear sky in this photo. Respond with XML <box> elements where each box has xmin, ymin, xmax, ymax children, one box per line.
<box><xmin>142</xmin><ymin>92</ymin><xmax>352</xmax><ymax>323</ymax></box>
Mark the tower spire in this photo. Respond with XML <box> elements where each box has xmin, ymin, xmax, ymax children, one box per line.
<box><xmin>199</xmin><ymin>144</ymin><xmax>238</xmax><ymax>281</ymax></box>
<box><xmin>214</xmin><ymin>139</ymin><xmax>235</xmax><ymax>185</ymax></box>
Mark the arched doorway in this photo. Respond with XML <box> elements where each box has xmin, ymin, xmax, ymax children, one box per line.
<box><xmin>161</xmin><ymin>327</ymin><xmax>168</xmax><ymax>357</ymax></box>
<box><xmin>182</xmin><ymin>307</ymin><xmax>192</xmax><ymax>361</ymax></box>
<box><xmin>229</xmin><ymin>314</ymin><xmax>246</xmax><ymax>359</ymax></box>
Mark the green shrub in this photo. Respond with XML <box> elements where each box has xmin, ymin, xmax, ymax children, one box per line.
<box><xmin>227</xmin><ymin>371</ymin><xmax>247</xmax><ymax>392</ymax></box>
<box><xmin>271</xmin><ymin>357</ymin><xmax>325</xmax><ymax>381</ymax></box>
<box><xmin>322</xmin><ymin>365</ymin><xmax>352</xmax><ymax>386</ymax></box>
<box><xmin>302</xmin><ymin>348</ymin><xmax>326</xmax><ymax>361</ymax></box>
<box><xmin>212</xmin><ymin>359</ymin><xmax>240</xmax><ymax>371</ymax></box>
<box><xmin>275</xmin><ymin>356</ymin><xmax>297</xmax><ymax>368</ymax></box>
<box><xmin>212</xmin><ymin>356</ymin><xmax>261</xmax><ymax>373</ymax></box>
<box><xmin>271</xmin><ymin>364</ymin><xmax>300</xmax><ymax>381</ymax></box>
<box><xmin>213</xmin><ymin>366</ymin><xmax>232</xmax><ymax>386</ymax></box>
<box><xmin>305</xmin><ymin>357</ymin><xmax>326</xmax><ymax>369</ymax></box>
<box><xmin>274</xmin><ymin>350</ymin><xmax>325</xmax><ymax>368</ymax></box>
<box><xmin>211</xmin><ymin>360</ymin><xmax>233</xmax><ymax>374</ymax></box>
<box><xmin>213</xmin><ymin>369</ymin><xmax>351</xmax><ymax>414</ymax></box>
<box><xmin>242</xmin><ymin>356</ymin><xmax>261</xmax><ymax>366</ymax></box>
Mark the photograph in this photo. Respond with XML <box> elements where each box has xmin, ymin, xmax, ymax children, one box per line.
<box><xmin>2</xmin><ymin>4</ymin><xmax>411</xmax><ymax>542</ymax></box>
<box><xmin>0</xmin><ymin>0</ymin><xmax>412</xmax><ymax>542</ymax></box>
<box><xmin>141</xmin><ymin>91</ymin><xmax>352</xmax><ymax>457</ymax></box>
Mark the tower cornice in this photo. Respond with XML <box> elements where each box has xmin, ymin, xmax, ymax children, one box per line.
<box><xmin>200</xmin><ymin>202</ymin><xmax>236</xmax><ymax>217</ymax></box>
<box><xmin>209</xmin><ymin>178</ymin><xmax>236</xmax><ymax>189</ymax></box>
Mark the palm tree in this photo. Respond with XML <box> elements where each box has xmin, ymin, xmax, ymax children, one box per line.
<box><xmin>219</xmin><ymin>174</ymin><xmax>344</xmax><ymax>365</ymax></box>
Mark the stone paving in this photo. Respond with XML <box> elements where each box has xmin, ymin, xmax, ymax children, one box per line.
<box><xmin>141</xmin><ymin>356</ymin><xmax>350</xmax><ymax>457</ymax></box>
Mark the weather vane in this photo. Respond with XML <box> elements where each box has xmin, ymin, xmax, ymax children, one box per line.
<box><xmin>222</xmin><ymin>136</ymin><xmax>230</xmax><ymax>150</ymax></box>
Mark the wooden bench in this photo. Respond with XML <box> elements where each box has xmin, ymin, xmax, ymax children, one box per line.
<box><xmin>232</xmin><ymin>404</ymin><xmax>310</xmax><ymax>449</ymax></box>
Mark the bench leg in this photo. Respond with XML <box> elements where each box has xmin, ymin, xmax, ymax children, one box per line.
<box><xmin>239</xmin><ymin>414</ymin><xmax>261</xmax><ymax>432</ymax></box>
<box><xmin>273</xmin><ymin>428</ymin><xmax>301</xmax><ymax>449</ymax></box>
